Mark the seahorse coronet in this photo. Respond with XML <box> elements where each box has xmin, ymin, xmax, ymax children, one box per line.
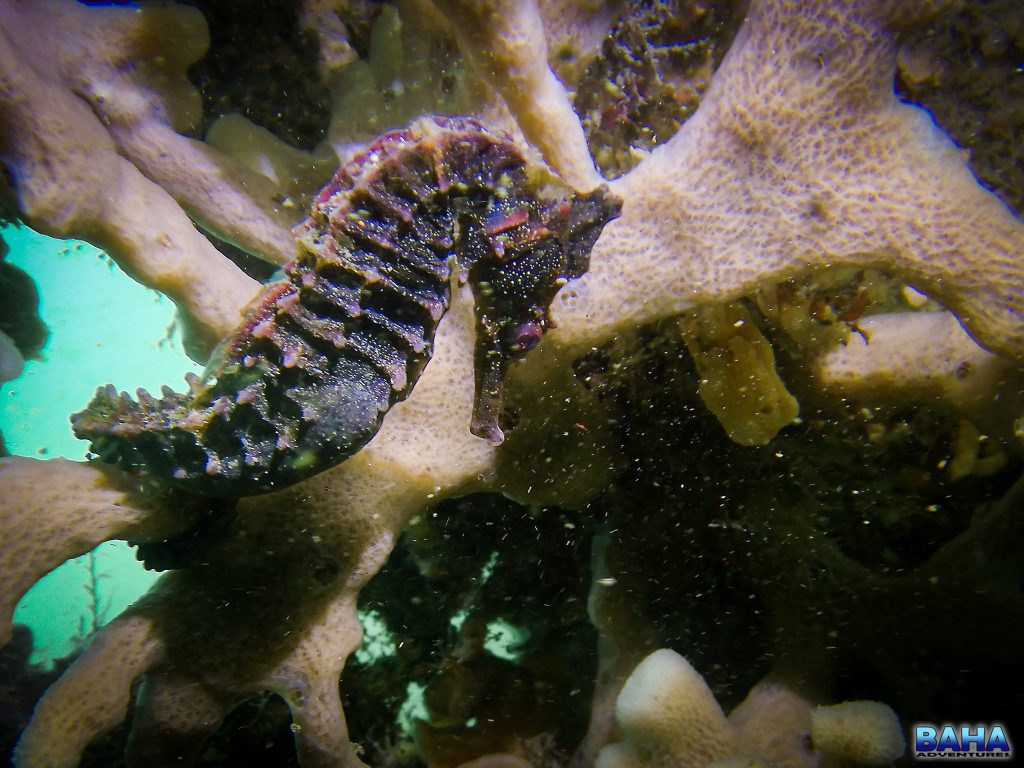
<box><xmin>71</xmin><ymin>115</ymin><xmax>622</xmax><ymax>496</ymax></box>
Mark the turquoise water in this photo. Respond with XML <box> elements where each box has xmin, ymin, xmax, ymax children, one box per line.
<box><xmin>1</xmin><ymin>224</ymin><xmax>202</xmax><ymax>666</ymax></box>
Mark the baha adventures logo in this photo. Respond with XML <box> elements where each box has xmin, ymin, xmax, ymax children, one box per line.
<box><xmin>914</xmin><ymin>723</ymin><xmax>1013</xmax><ymax>760</ymax></box>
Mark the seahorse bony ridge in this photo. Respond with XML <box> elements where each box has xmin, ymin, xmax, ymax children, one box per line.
<box><xmin>71</xmin><ymin>115</ymin><xmax>621</xmax><ymax>495</ymax></box>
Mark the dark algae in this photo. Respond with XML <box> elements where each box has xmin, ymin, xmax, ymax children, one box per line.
<box><xmin>71</xmin><ymin>117</ymin><xmax>620</xmax><ymax>495</ymax></box>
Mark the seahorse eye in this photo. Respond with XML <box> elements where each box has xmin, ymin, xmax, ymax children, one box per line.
<box><xmin>508</xmin><ymin>320</ymin><xmax>544</xmax><ymax>353</ymax></box>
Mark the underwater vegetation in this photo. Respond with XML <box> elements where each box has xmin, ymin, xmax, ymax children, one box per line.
<box><xmin>1</xmin><ymin>0</ymin><xmax>1023</xmax><ymax>766</ymax></box>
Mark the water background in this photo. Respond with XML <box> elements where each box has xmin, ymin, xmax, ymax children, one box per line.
<box><xmin>1</xmin><ymin>224</ymin><xmax>202</xmax><ymax>666</ymax></box>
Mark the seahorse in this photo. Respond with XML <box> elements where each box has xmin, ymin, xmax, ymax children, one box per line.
<box><xmin>71</xmin><ymin>116</ymin><xmax>621</xmax><ymax>496</ymax></box>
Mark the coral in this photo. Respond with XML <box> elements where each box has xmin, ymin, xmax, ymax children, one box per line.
<box><xmin>205</xmin><ymin>114</ymin><xmax>338</xmax><ymax>211</ymax></box>
<box><xmin>0</xmin><ymin>458</ymin><xmax>204</xmax><ymax>650</ymax></box>
<box><xmin>300</xmin><ymin>0</ymin><xmax>496</xmax><ymax>163</ymax></box>
<box><xmin>1</xmin><ymin>0</ymin><xmax>1023</xmax><ymax>766</ymax></box>
<box><xmin>554</xmin><ymin>0</ymin><xmax>1024</xmax><ymax>365</ymax></box>
<box><xmin>433</xmin><ymin>0</ymin><xmax>602</xmax><ymax>190</ymax></box>
<box><xmin>594</xmin><ymin>648</ymin><xmax>732</xmax><ymax>768</ymax></box>
<box><xmin>815</xmin><ymin>311</ymin><xmax>1024</xmax><ymax>457</ymax></box>
<box><xmin>0</xmin><ymin>0</ymin><xmax>302</xmax><ymax>356</ymax></box>
<box><xmin>727</xmin><ymin>684</ymin><xmax>816</xmax><ymax>768</ymax></box>
<box><xmin>809</xmin><ymin>701</ymin><xmax>905</xmax><ymax>766</ymax></box>
<box><xmin>6</xmin><ymin>292</ymin><xmax>499</xmax><ymax>767</ymax></box>
<box><xmin>594</xmin><ymin>649</ymin><xmax>904</xmax><ymax>768</ymax></box>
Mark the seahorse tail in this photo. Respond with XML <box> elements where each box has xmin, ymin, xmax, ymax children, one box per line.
<box><xmin>71</xmin><ymin>281</ymin><xmax>406</xmax><ymax>495</ymax></box>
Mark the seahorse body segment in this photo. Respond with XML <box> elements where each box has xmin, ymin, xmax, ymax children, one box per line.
<box><xmin>71</xmin><ymin>116</ymin><xmax>621</xmax><ymax>496</ymax></box>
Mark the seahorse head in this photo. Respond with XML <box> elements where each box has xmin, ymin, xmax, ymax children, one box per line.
<box><xmin>464</xmin><ymin>184</ymin><xmax>621</xmax><ymax>444</ymax></box>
